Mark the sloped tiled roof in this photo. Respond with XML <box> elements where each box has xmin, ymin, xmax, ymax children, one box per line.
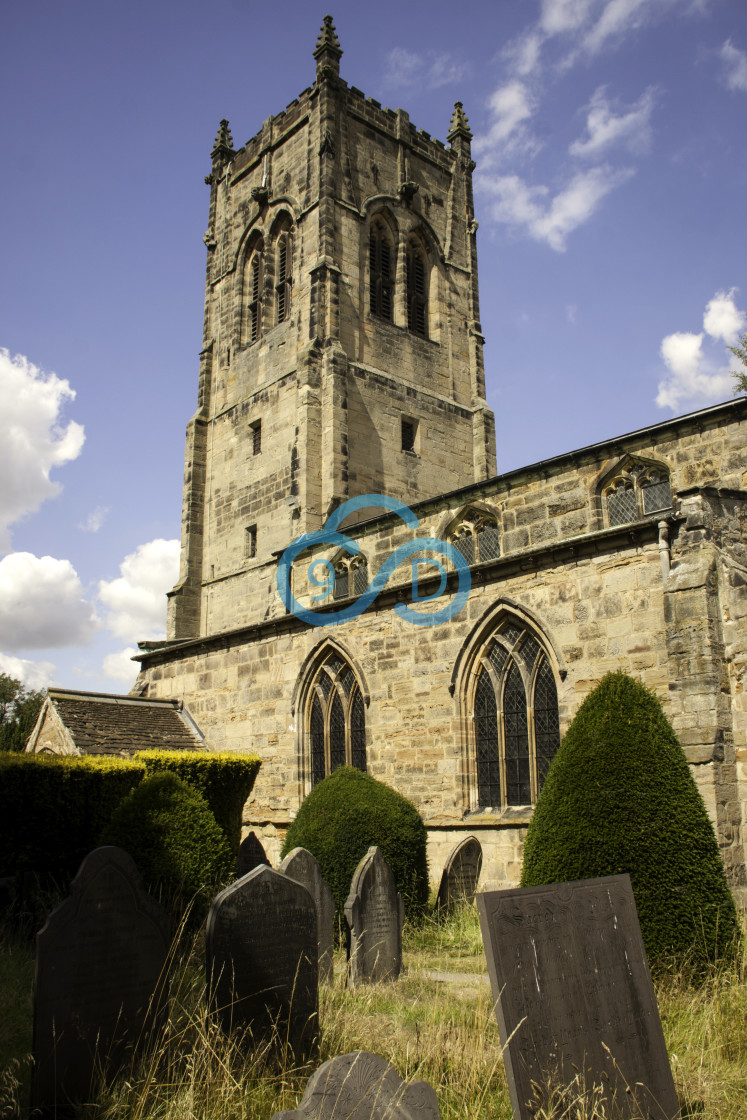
<box><xmin>45</xmin><ymin>689</ymin><xmax>205</xmax><ymax>756</ymax></box>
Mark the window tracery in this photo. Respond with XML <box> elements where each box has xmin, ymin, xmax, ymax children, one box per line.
<box><xmin>470</xmin><ymin>619</ymin><xmax>560</xmax><ymax>809</ymax></box>
<box><xmin>603</xmin><ymin>462</ymin><xmax>672</xmax><ymax>527</ymax></box>
<box><xmin>332</xmin><ymin>555</ymin><xmax>368</xmax><ymax>601</ymax></box>
<box><xmin>304</xmin><ymin>651</ymin><xmax>366</xmax><ymax>785</ymax></box>
<box><xmin>448</xmin><ymin>510</ymin><xmax>501</xmax><ymax>565</ymax></box>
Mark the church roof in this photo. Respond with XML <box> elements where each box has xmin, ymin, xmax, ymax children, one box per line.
<box><xmin>27</xmin><ymin>689</ymin><xmax>205</xmax><ymax>757</ymax></box>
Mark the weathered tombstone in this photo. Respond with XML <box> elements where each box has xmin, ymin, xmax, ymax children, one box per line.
<box><xmin>206</xmin><ymin>864</ymin><xmax>318</xmax><ymax>1059</ymax></box>
<box><xmin>344</xmin><ymin>846</ymin><xmax>403</xmax><ymax>986</ymax></box>
<box><xmin>236</xmin><ymin>830</ymin><xmax>270</xmax><ymax>877</ymax></box>
<box><xmin>280</xmin><ymin>847</ymin><xmax>335</xmax><ymax>982</ymax></box>
<box><xmin>477</xmin><ymin>874</ymin><xmax>680</xmax><ymax>1120</ymax></box>
<box><xmin>271</xmin><ymin>1051</ymin><xmax>441</xmax><ymax>1120</ymax></box>
<box><xmin>32</xmin><ymin>846</ymin><xmax>170</xmax><ymax>1113</ymax></box>
<box><xmin>435</xmin><ymin>836</ymin><xmax>482</xmax><ymax>912</ymax></box>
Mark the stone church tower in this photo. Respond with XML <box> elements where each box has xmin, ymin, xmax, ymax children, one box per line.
<box><xmin>168</xmin><ymin>16</ymin><xmax>496</xmax><ymax>641</ymax></box>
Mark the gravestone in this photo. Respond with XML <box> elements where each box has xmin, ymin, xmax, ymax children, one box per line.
<box><xmin>32</xmin><ymin>846</ymin><xmax>170</xmax><ymax>1113</ymax></box>
<box><xmin>271</xmin><ymin>1051</ymin><xmax>441</xmax><ymax>1120</ymax></box>
<box><xmin>477</xmin><ymin>875</ymin><xmax>680</xmax><ymax>1120</ymax></box>
<box><xmin>206</xmin><ymin>864</ymin><xmax>318</xmax><ymax>1059</ymax></box>
<box><xmin>280</xmin><ymin>847</ymin><xmax>335</xmax><ymax>982</ymax></box>
<box><xmin>344</xmin><ymin>846</ymin><xmax>403</xmax><ymax>986</ymax></box>
<box><xmin>237</xmin><ymin>830</ymin><xmax>270</xmax><ymax>877</ymax></box>
<box><xmin>435</xmin><ymin>836</ymin><xmax>482</xmax><ymax>912</ymax></box>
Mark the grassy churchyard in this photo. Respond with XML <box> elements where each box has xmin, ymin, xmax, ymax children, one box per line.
<box><xmin>1</xmin><ymin>902</ymin><xmax>746</xmax><ymax>1120</ymax></box>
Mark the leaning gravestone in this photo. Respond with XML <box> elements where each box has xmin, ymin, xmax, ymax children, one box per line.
<box><xmin>236</xmin><ymin>830</ymin><xmax>270</xmax><ymax>877</ymax></box>
<box><xmin>280</xmin><ymin>847</ymin><xmax>335</xmax><ymax>982</ymax></box>
<box><xmin>206</xmin><ymin>864</ymin><xmax>318</xmax><ymax>1059</ymax></box>
<box><xmin>477</xmin><ymin>874</ymin><xmax>680</xmax><ymax>1120</ymax></box>
<box><xmin>32</xmin><ymin>846</ymin><xmax>170</xmax><ymax>1113</ymax></box>
<box><xmin>345</xmin><ymin>846</ymin><xmax>403</xmax><ymax>986</ymax></box>
<box><xmin>271</xmin><ymin>1051</ymin><xmax>441</xmax><ymax>1120</ymax></box>
<box><xmin>435</xmin><ymin>836</ymin><xmax>482</xmax><ymax>912</ymax></box>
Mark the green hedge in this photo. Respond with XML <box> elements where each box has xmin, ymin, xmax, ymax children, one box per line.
<box><xmin>520</xmin><ymin>671</ymin><xmax>740</xmax><ymax>972</ymax></box>
<box><xmin>0</xmin><ymin>750</ymin><xmax>261</xmax><ymax>880</ymax></box>
<box><xmin>137</xmin><ymin>750</ymin><xmax>261</xmax><ymax>854</ymax></box>
<box><xmin>281</xmin><ymin>767</ymin><xmax>429</xmax><ymax>919</ymax></box>
<box><xmin>0</xmin><ymin>753</ymin><xmax>143</xmax><ymax>879</ymax></box>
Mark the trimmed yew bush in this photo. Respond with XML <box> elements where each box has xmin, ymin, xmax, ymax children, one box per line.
<box><xmin>280</xmin><ymin>767</ymin><xmax>429</xmax><ymax>918</ymax></box>
<box><xmin>100</xmin><ymin>772</ymin><xmax>233</xmax><ymax>901</ymax></box>
<box><xmin>521</xmin><ymin>671</ymin><xmax>739</xmax><ymax>971</ymax></box>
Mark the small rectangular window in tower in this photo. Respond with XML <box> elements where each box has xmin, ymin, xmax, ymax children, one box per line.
<box><xmin>245</xmin><ymin>525</ymin><xmax>257</xmax><ymax>559</ymax></box>
<box><xmin>250</xmin><ymin>419</ymin><xmax>262</xmax><ymax>456</ymax></box>
<box><xmin>401</xmin><ymin>417</ymin><xmax>417</xmax><ymax>453</ymax></box>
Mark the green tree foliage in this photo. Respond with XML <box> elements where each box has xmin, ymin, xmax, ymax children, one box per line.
<box><xmin>521</xmin><ymin>672</ymin><xmax>739</xmax><ymax>971</ymax></box>
<box><xmin>728</xmin><ymin>329</ymin><xmax>747</xmax><ymax>396</ymax></box>
<box><xmin>0</xmin><ymin>673</ymin><xmax>45</xmax><ymax>752</ymax></box>
<box><xmin>281</xmin><ymin>767</ymin><xmax>429</xmax><ymax>919</ymax></box>
<box><xmin>100</xmin><ymin>772</ymin><xmax>233</xmax><ymax>903</ymax></box>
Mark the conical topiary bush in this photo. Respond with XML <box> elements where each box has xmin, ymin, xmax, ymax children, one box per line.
<box><xmin>520</xmin><ymin>671</ymin><xmax>739</xmax><ymax>971</ymax></box>
<box><xmin>280</xmin><ymin>767</ymin><xmax>429</xmax><ymax>919</ymax></box>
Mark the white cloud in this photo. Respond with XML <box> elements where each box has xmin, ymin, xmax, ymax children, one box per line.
<box><xmin>477</xmin><ymin>163</ymin><xmax>633</xmax><ymax>251</ymax></box>
<box><xmin>384</xmin><ymin>48</ymin><xmax>466</xmax><ymax>89</ymax></box>
<box><xmin>0</xmin><ymin>349</ymin><xmax>85</xmax><ymax>553</ymax></box>
<box><xmin>102</xmin><ymin>647</ymin><xmax>139</xmax><ymax>686</ymax></box>
<box><xmin>720</xmin><ymin>40</ymin><xmax>747</xmax><ymax>93</ymax></box>
<box><xmin>474</xmin><ymin>81</ymin><xmax>538</xmax><ymax>164</ymax></box>
<box><xmin>702</xmin><ymin>288</ymin><xmax>743</xmax><ymax>345</ymax></box>
<box><xmin>540</xmin><ymin>0</ymin><xmax>597</xmax><ymax>36</ymax></box>
<box><xmin>570</xmin><ymin>86</ymin><xmax>655</xmax><ymax>158</ymax></box>
<box><xmin>0</xmin><ymin>652</ymin><xmax>58</xmax><ymax>690</ymax></box>
<box><xmin>0</xmin><ymin>553</ymin><xmax>98</xmax><ymax>651</ymax></box>
<box><xmin>580</xmin><ymin>0</ymin><xmax>651</xmax><ymax>58</ymax></box>
<box><xmin>98</xmin><ymin>538</ymin><xmax>180</xmax><ymax>643</ymax></box>
<box><xmin>656</xmin><ymin>291</ymin><xmax>744</xmax><ymax>411</ymax></box>
<box><xmin>79</xmin><ymin>506</ymin><xmax>110</xmax><ymax>533</ymax></box>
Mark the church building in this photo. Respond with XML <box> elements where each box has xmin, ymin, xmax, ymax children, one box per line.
<box><xmin>130</xmin><ymin>18</ymin><xmax>747</xmax><ymax>893</ymax></box>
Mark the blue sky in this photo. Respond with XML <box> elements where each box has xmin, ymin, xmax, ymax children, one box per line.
<box><xmin>1</xmin><ymin>0</ymin><xmax>745</xmax><ymax>692</ymax></box>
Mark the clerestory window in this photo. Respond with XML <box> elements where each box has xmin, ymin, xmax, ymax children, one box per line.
<box><xmin>448</xmin><ymin>510</ymin><xmax>501</xmax><ymax>565</ymax></box>
<box><xmin>332</xmin><ymin>555</ymin><xmax>368</xmax><ymax>601</ymax></box>
<box><xmin>472</xmin><ymin>621</ymin><xmax>560</xmax><ymax>809</ymax></box>
<box><xmin>306</xmin><ymin>652</ymin><xmax>367</xmax><ymax>786</ymax></box>
<box><xmin>603</xmin><ymin>462</ymin><xmax>672</xmax><ymax>527</ymax></box>
<box><xmin>369</xmin><ymin>220</ymin><xmax>394</xmax><ymax>322</ymax></box>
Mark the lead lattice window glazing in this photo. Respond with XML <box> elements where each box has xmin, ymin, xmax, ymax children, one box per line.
<box><xmin>306</xmin><ymin>654</ymin><xmax>366</xmax><ymax>785</ymax></box>
<box><xmin>472</xmin><ymin>621</ymin><xmax>560</xmax><ymax>809</ymax></box>
<box><xmin>449</xmin><ymin>511</ymin><xmax>501</xmax><ymax>566</ymax></box>
<box><xmin>604</xmin><ymin>463</ymin><xmax>672</xmax><ymax>527</ymax></box>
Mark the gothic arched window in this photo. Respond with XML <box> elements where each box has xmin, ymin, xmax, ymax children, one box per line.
<box><xmin>603</xmin><ymin>461</ymin><xmax>672</xmax><ymax>527</ymax></box>
<box><xmin>275</xmin><ymin>230</ymin><xmax>292</xmax><ymax>324</ymax></box>
<box><xmin>406</xmin><ymin>240</ymin><xmax>427</xmax><ymax>338</ymax></box>
<box><xmin>369</xmin><ymin>220</ymin><xmax>394</xmax><ymax>322</ymax></box>
<box><xmin>305</xmin><ymin>652</ymin><xmax>366</xmax><ymax>786</ymax></box>
<box><xmin>332</xmin><ymin>554</ymin><xmax>368</xmax><ymax>601</ymax></box>
<box><xmin>448</xmin><ymin>509</ymin><xmax>501</xmax><ymax>566</ymax></box>
<box><xmin>471</xmin><ymin>621</ymin><xmax>560</xmax><ymax>809</ymax></box>
<box><xmin>242</xmin><ymin>241</ymin><xmax>264</xmax><ymax>344</ymax></box>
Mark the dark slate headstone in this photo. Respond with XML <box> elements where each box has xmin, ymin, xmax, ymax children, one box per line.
<box><xmin>32</xmin><ymin>846</ymin><xmax>170</xmax><ymax>1113</ymax></box>
<box><xmin>237</xmin><ymin>830</ymin><xmax>270</xmax><ymax>877</ymax></box>
<box><xmin>435</xmin><ymin>836</ymin><xmax>482</xmax><ymax>912</ymax></box>
<box><xmin>280</xmin><ymin>847</ymin><xmax>335</xmax><ymax>982</ymax></box>
<box><xmin>271</xmin><ymin>1051</ymin><xmax>441</xmax><ymax>1120</ymax></box>
<box><xmin>477</xmin><ymin>875</ymin><xmax>680</xmax><ymax>1120</ymax></box>
<box><xmin>206</xmin><ymin>864</ymin><xmax>318</xmax><ymax>1059</ymax></box>
<box><xmin>344</xmin><ymin>846</ymin><xmax>403</xmax><ymax>986</ymax></box>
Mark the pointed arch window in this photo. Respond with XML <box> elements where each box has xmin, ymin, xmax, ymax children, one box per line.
<box><xmin>305</xmin><ymin>652</ymin><xmax>367</xmax><ymax>786</ymax></box>
<box><xmin>244</xmin><ymin>245</ymin><xmax>264</xmax><ymax>344</ymax></box>
<box><xmin>406</xmin><ymin>240</ymin><xmax>427</xmax><ymax>338</ymax></box>
<box><xmin>448</xmin><ymin>510</ymin><xmax>501</xmax><ymax>566</ymax></box>
<box><xmin>332</xmin><ymin>554</ymin><xmax>368</xmax><ymax>601</ymax></box>
<box><xmin>603</xmin><ymin>462</ymin><xmax>672</xmax><ymax>527</ymax></box>
<box><xmin>471</xmin><ymin>620</ymin><xmax>560</xmax><ymax>809</ymax></box>
<box><xmin>369</xmin><ymin>220</ymin><xmax>394</xmax><ymax>322</ymax></box>
<box><xmin>275</xmin><ymin>231</ymin><xmax>292</xmax><ymax>324</ymax></box>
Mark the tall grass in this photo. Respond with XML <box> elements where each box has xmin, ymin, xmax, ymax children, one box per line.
<box><xmin>1</xmin><ymin>903</ymin><xmax>745</xmax><ymax>1120</ymax></box>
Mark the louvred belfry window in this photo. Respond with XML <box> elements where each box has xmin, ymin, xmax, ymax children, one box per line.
<box><xmin>305</xmin><ymin>652</ymin><xmax>367</xmax><ymax>786</ymax></box>
<box><xmin>369</xmin><ymin>222</ymin><xmax>393</xmax><ymax>321</ymax></box>
<box><xmin>247</xmin><ymin>250</ymin><xmax>263</xmax><ymax>343</ymax></box>
<box><xmin>276</xmin><ymin>233</ymin><xmax>292</xmax><ymax>323</ymax></box>
<box><xmin>471</xmin><ymin>620</ymin><xmax>560</xmax><ymax>810</ymax></box>
<box><xmin>406</xmin><ymin>242</ymin><xmax>427</xmax><ymax>337</ymax></box>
